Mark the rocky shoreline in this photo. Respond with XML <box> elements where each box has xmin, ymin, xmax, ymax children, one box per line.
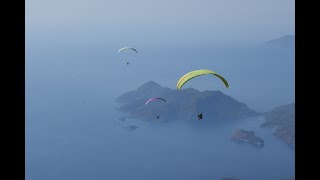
<box><xmin>262</xmin><ymin>103</ymin><xmax>295</xmax><ymax>146</ymax></box>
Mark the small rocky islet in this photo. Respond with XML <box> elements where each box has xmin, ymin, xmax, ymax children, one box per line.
<box><xmin>230</xmin><ymin>129</ymin><xmax>264</xmax><ymax>148</ymax></box>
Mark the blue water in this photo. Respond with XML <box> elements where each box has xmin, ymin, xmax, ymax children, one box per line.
<box><xmin>26</xmin><ymin>95</ymin><xmax>294</xmax><ymax>180</ymax></box>
<box><xmin>26</xmin><ymin>44</ymin><xmax>294</xmax><ymax>180</ymax></box>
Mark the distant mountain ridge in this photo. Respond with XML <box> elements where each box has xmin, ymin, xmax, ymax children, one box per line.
<box><xmin>116</xmin><ymin>81</ymin><xmax>260</xmax><ymax>124</ymax></box>
<box><xmin>266</xmin><ymin>35</ymin><xmax>295</xmax><ymax>48</ymax></box>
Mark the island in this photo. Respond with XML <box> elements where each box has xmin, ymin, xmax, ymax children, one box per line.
<box><xmin>116</xmin><ymin>81</ymin><xmax>260</xmax><ymax>125</ymax></box>
<box><xmin>230</xmin><ymin>129</ymin><xmax>264</xmax><ymax>148</ymax></box>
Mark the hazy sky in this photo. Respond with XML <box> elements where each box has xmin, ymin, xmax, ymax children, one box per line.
<box><xmin>26</xmin><ymin>0</ymin><xmax>294</xmax><ymax>45</ymax></box>
<box><xmin>26</xmin><ymin>0</ymin><xmax>295</xmax><ymax>112</ymax></box>
<box><xmin>26</xmin><ymin>2</ymin><xmax>295</xmax><ymax>179</ymax></box>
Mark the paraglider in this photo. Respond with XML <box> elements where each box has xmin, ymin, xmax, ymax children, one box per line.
<box><xmin>176</xmin><ymin>69</ymin><xmax>229</xmax><ymax>90</ymax></box>
<box><xmin>176</xmin><ymin>69</ymin><xmax>228</xmax><ymax>121</ymax></box>
<box><xmin>118</xmin><ymin>47</ymin><xmax>138</xmax><ymax>53</ymax></box>
<box><xmin>146</xmin><ymin>98</ymin><xmax>166</xmax><ymax>120</ymax></box>
<box><xmin>118</xmin><ymin>47</ymin><xmax>138</xmax><ymax>66</ymax></box>
<box><xmin>145</xmin><ymin>97</ymin><xmax>166</xmax><ymax>106</ymax></box>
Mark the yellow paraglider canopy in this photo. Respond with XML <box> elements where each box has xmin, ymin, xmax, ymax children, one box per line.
<box><xmin>176</xmin><ymin>69</ymin><xmax>229</xmax><ymax>90</ymax></box>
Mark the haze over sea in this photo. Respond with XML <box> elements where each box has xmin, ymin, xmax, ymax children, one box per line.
<box><xmin>26</xmin><ymin>41</ymin><xmax>294</xmax><ymax>180</ymax></box>
<box><xmin>26</xmin><ymin>0</ymin><xmax>294</xmax><ymax>179</ymax></box>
